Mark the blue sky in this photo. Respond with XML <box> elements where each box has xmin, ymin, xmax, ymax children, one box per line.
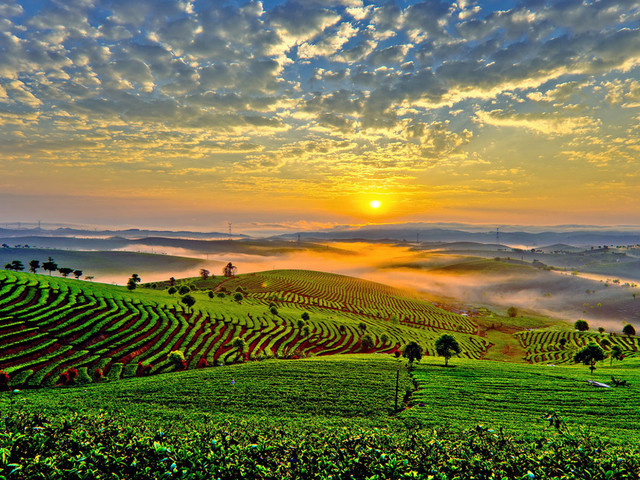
<box><xmin>0</xmin><ymin>0</ymin><xmax>639</xmax><ymax>232</ymax></box>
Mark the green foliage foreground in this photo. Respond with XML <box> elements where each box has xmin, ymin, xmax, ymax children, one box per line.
<box><xmin>1</xmin><ymin>412</ymin><xmax>639</xmax><ymax>480</ymax></box>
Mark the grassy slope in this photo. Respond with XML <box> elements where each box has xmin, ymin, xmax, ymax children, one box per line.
<box><xmin>1</xmin><ymin>355</ymin><xmax>411</xmax><ymax>432</ymax></box>
<box><xmin>4</xmin><ymin>354</ymin><xmax>640</xmax><ymax>443</ymax></box>
<box><xmin>406</xmin><ymin>356</ymin><xmax>640</xmax><ymax>442</ymax></box>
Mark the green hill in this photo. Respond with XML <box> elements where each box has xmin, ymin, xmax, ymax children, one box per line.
<box><xmin>0</xmin><ymin>269</ymin><xmax>489</xmax><ymax>389</ymax></box>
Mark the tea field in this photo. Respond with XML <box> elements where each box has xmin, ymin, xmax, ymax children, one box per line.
<box><xmin>2</xmin><ymin>355</ymin><xmax>640</xmax><ymax>479</ymax></box>
<box><xmin>0</xmin><ymin>269</ymin><xmax>490</xmax><ymax>389</ymax></box>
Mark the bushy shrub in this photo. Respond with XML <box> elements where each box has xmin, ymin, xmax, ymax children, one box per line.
<box><xmin>0</xmin><ymin>370</ymin><xmax>10</xmax><ymax>391</ymax></box>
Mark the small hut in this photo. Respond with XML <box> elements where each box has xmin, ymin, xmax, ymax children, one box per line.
<box><xmin>223</xmin><ymin>262</ymin><xmax>237</xmax><ymax>277</ymax></box>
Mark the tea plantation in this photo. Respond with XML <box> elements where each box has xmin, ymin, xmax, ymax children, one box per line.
<box><xmin>2</xmin><ymin>355</ymin><xmax>640</xmax><ymax>478</ymax></box>
<box><xmin>2</xmin><ymin>269</ymin><xmax>640</xmax><ymax>478</ymax></box>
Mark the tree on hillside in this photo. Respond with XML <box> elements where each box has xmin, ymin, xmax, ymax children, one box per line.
<box><xmin>610</xmin><ymin>345</ymin><xmax>624</xmax><ymax>366</ymax></box>
<box><xmin>361</xmin><ymin>333</ymin><xmax>374</xmax><ymax>351</ymax></box>
<box><xmin>58</xmin><ymin>267</ymin><xmax>73</xmax><ymax>277</ymax></box>
<box><xmin>301</xmin><ymin>311</ymin><xmax>310</xmax><ymax>321</ymax></box>
<box><xmin>559</xmin><ymin>337</ymin><xmax>568</xmax><ymax>349</ymax></box>
<box><xmin>200</xmin><ymin>269</ymin><xmax>210</xmax><ymax>280</ymax></box>
<box><xmin>178</xmin><ymin>285</ymin><xmax>190</xmax><ymax>295</ymax></box>
<box><xmin>574</xmin><ymin>320</ymin><xmax>589</xmax><ymax>332</ymax></box>
<box><xmin>623</xmin><ymin>324</ymin><xmax>636</xmax><ymax>337</ymax></box>
<box><xmin>127</xmin><ymin>278</ymin><xmax>137</xmax><ymax>290</ymax></box>
<box><xmin>381</xmin><ymin>333</ymin><xmax>389</xmax><ymax>345</ymax></box>
<box><xmin>402</xmin><ymin>341</ymin><xmax>422</xmax><ymax>365</ymax></box>
<box><xmin>42</xmin><ymin>257</ymin><xmax>57</xmax><ymax>275</ymax></box>
<box><xmin>131</xmin><ymin>273</ymin><xmax>141</xmax><ymax>284</ymax></box>
<box><xmin>207</xmin><ymin>290</ymin><xmax>214</xmax><ymax>299</ymax></box>
<box><xmin>73</xmin><ymin>270</ymin><xmax>83</xmax><ymax>279</ymax></box>
<box><xmin>168</xmin><ymin>286</ymin><xmax>177</xmax><ymax>296</ymax></box>
<box><xmin>435</xmin><ymin>334</ymin><xmax>461</xmax><ymax>367</ymax></box>
<box><xmin>5</xmin><ymin>260</ymin><xmax>24</xmax><ymax>271</ymax></box>
<box><xmin>234</xmin><ymin>292</ymin><xmax>243</xmax><ymax>302</ymax></box>
<box><xmin>598</xmin><ymin>327</ymin><xmax>605</xmax><ymax>334</ymax></box>
<box><xmin>29</xmin><ymin>260</ymin><xmax>40</xmax><ymax>273</ymax></box>
<box><xmin>181</xmin><ymin>294</ymin><xmax>196</xmax><ymax>313</ymax></box>
<box><xmin>358</xmin><ymin>322</ymin><xmax>367</xmax><ymax>334</ymax></box>
<box><xmin>232</xmin><ymin>336</ymin><xmax>245</xmax><ymax>358</ymax></box>
<box><xmin>168</xmin><ymin>350</ymin><xmax>186</xmax><ymax>370</ymax></box>
<box><xmin>574</xmin><ymin>343</ymin><xmax>605</xmax><ymax>375</ymax></box>
<box><xmin>507</xmin><ymin>306</ymin><xmax>518</xmax><ymax>318</ymax></box>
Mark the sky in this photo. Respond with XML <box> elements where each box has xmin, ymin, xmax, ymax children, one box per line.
<box><xmin>0</xmin><ymin>0</ymin><xmax>639</xmax><ymax>233</ymax></box>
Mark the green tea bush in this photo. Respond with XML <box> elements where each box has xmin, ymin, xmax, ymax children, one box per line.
<box><xmin>1</xmin><ymin>413</ymin><xmax>640</xmax><ymax>480</ymax></box>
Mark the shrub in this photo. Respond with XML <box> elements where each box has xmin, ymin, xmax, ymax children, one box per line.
<box><xmin>234</xmin><ymin>293</ymin><xmax>243</xmax><ymax>302</ymax></box>
<box><xmin>169</xmin><ymin>350</ymin><xmax>186</xmax><ymax>368</ymax></box>
<box><xmin>361</xmin><ymin>333</ymin><xmax>374</xmax><ymax>351</ymax></box>
<box><xmin>0</xmin><ymin>370</ymin><xmax>9</xmax><ymax>391</ymax></box>
<box><xmin>507</xmin><ymin>306</ymin><xmax>518</xmax><ymax>317</ymax></box>
<box><xmin>574</xmin><ymin>319</ymin><xmax>589</xmax><ymax>331</ymax></box>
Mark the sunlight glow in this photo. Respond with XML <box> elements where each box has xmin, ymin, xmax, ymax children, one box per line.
<box><xmin>370</xmin><ymin>200</ymin><xmax>382</xmax><ymax>209</ymax></box>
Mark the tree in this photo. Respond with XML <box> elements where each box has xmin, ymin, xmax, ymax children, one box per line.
<box><xmin>301</xmin><ymin>311</ymin><xmax>310</xmax><ymax>321</ymax></box>
<box><xmin>181</xmin><ymin>294</ymin><xmax>196</xmax><ymax>313</ymax></box>
<box><xmin>402</xmin><ymin>341</ymin><xmax>422</xmax><ymax>364</ymax></box>
<box><xmin>574</xmin><ymin>319</ymin><xmax>589</xmax><ymax>332</ymax></box>
<box><xmin>611</xmin><ymin>345</ymin><xmax>624</xmax><ymax>366</ymax></box>
<box><xmin>507</xmin><ymin>306</ymin><xmax>518</xmax><ymax>318</ymax></box>
<box><xmin>217</xmin><ymin>292</ymin><xmax>226</xmax><ymax>299</ymax></box>
<box><xmin>131</xmin><ymin>273</ymin><xmax>141</xmax><ymax>284</ymax></box>
<box><xmin>58</xmin><ymin>267</ymin><xmax>73</xmax><ymax>277</ymax></box>
<box><xmin>207</xmin><ymin>290</ymin><xmax>214</xmax><ymax>299</ymax></box>
<box><xmin>127</xmin><ymin>277</ymin><xmax>137</xmax><ymax>290</ymax></box>
<box><xmin>168</xmin><ymin>286</ymin><xmax>177</xmax><ymax>296</ymax></box>
<box><xmin>598</xmin><ymin>327</ymin><xmax>605</xmax><ymax>334</ymax></box>
<box><xmin>297</xmin><ymin>319</ymin><xmax>305</xmax><ymax>329</ymax></box>
<box><xmin>381</xmin><ymin>333</ymin><xmax>389</xmax><ymax>345</ymax></box>
<box><xmin>6</xmin><ymin>260</ymin><xmax>24</xmax><ymax>271</ymax></box>
<box><xmin>232</xmin><ymin>336</ymin><xmax>245</xmax><ymax>359</ymax></box>
<box><xmin>73</xmin><ymin>269</ymin><xmax>83</xmax><ymax>279</ymax></box>
<box><xmin>178</xmin><ymin>285</ymin><xmax>190</xmax><ymax>295</ymax></box>
<box><xmin>559</xmin><ymin>337</ymin><xmax>568</xmax><ymax>349</ymax></box>
<box><xmin>361</xmin><ymin>333</ymin><xmax>374</xmax><ymax>351</ymax></box>
<box><xmin>234</xmin><ymin>292</ymin><xmax>243</xmax><ymax>302</ymax></box>
<box><xmin>574</xmin><ymin>343</ymin><xmax>605</xmax><ymax>375</ymax></box>
<box><xmin>200</xmin><ymin>269</ymin><xmax>210</xmax><ymax>280</ymax></box>
<box><xmin>358</xmin><ymin>322</ymin><xmax>367</xmax><ymax>334</ymax></box>
<box><xmin>435</xmin><ymin>334</ymin><xmax>461</xmax><ymax>367</ymax></box>
<box><xmin>623</xmin><ymin>324</ymin><xmax>636</xmax><ymax>337</ymax></box>
<box><xmin>29</xmin><ymin>260</ymin><xmax>40</xmax><ymax>273</ymax></box>
<box><xmin>42</xmin><ymin>257</ymin><xmax>57</xmax><ymax>275</ymax></box>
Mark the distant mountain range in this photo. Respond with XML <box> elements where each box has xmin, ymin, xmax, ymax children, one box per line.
<box><xmin>1</xmin><ymin>223</ymin><xmax>639</xmax><ymax>248</ymax></box>
<box><xmin>0</xmin><ymin>227</ymin><xmax>248</xmax><ymax>240</ymax></box>
<box><xmin>273</xmin><ymin>224</ymin><xmax>640</xmax><ymax>247</ymax></box>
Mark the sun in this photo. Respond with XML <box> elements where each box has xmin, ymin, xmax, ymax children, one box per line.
<box><xmin>369</xmin><ymin>200</ymin><xmax>381</xmax><ymax>209</ymax></box>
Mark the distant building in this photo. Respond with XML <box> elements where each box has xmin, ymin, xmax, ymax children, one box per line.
<box><xmin>223</xmin><ymin>262</ymin><xmax>237</xmax><ymax>277</ymax></box>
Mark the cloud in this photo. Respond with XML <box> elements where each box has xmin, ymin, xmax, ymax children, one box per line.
<box><xmin>475</xmin><ymin>109</ymin><xmax>600</xmax><ymax>136</ymax></box>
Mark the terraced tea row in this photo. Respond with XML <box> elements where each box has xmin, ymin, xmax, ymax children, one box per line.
<box><xmin>0</xmin><ymin>271</ymin><xmax>490</xmax><ymax>388</ymax></box>
<box><xmin>203</xmin><ymin>270</ymin><xmax>477</xmax><ymax>334</ymax></box>
<box><xmin>515</xmin><ymin>329</ymin><xmax>640</xmax><ymax>364</ymax></box>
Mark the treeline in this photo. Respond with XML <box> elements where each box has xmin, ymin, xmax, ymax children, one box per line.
<box><xmin>2</xmin><ymin>257</ymin><xmax>89</xmax><ymax>280</ymax></box>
